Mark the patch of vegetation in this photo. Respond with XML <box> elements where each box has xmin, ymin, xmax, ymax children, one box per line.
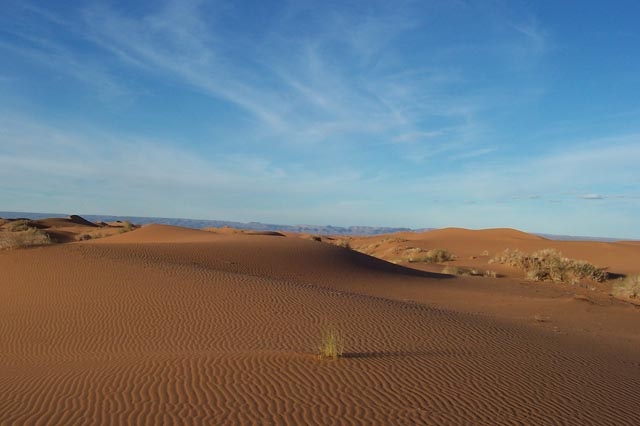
<box><xmin>332</xmin><ymin>238</ymin><xmax>351</xmax><ymax>249</ymax></box>
<box><xmin>8</xmin><ymin>219</ymin><xmax>39</xmax><ymax>232</ymax></box>
<box><xmin>0</xmin><ymin>228</ymin><xmax>52</xmax><ymax>249</ymax></box>
<box><xmin>116</xmin><ymin>221</ymin><xmax>135</xmax><ymax>234</ymax></box>
<box><xmin>489</xmin><ymin>248</ymin><xmax>608</xmax><ymax>284</ymax></box>
<box><xmin>488</xmin><ymin>248</ymin><xmax>526</xmax><ymax>267</ymax></box>
<box><xmin>76</xmin><ymin>233</ymin><xmax>106</xmax><ymax>241</ymax></box>
<box><xmin>408</xmin><ymin>248</ymin><xmax>456</xmax><ymax>263</ymax></box>
<box><xmin>441</xmin><ymin>266</ymin><xmax>478</xmax><ymax>276</ymax></box>
<box><xmin>612</xmin><ymin>275</ymin><xmax>640</xmax><ymax>301</ymax></box>
<box><xmin>354</xmin><ymin>237</ymin><xmax>409</xmax><ymax>255</ymax></box>
<box><xmin>441</xmin><ymin>266</ymin><xmax>496</xmax><ymax>277</ymax></box>
<box><xmin>317</xmin><ymin>327</ymin><xmax>344</xmax><ymax>360</ymax></box>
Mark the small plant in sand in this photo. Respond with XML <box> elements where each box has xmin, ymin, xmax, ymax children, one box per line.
<box><xmin>612</xmin><ymin>275</ymin><xmax>640</xmax><ymax>300</ymax></box>
<box><xmin>317</xmin><ymin>327</ymin><xmax>344</xmax><ymax>360</ymax></box>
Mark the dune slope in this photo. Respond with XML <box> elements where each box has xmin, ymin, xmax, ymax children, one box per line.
<box><xmin>1</xmin><ymin>226</ymin><xmax>639</xmax><ymax>425</ymax></box>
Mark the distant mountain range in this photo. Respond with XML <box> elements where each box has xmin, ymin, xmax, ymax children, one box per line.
<box><xmin>0</xmin><ymin>211</ymin><xmax>629</xmax><ymax>241</ymax></box>
<box><xmin>0</xmin><ymin>211</ymin><xmax>419</xmax><ymax>236</ymax></box>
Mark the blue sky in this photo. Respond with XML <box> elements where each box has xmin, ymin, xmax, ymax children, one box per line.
<box><xmin>1</xmin><ymin>1</ymin><xmax>639</xmax><ymax>238</ymax></box>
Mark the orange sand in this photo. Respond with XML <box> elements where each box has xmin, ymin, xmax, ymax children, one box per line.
<box><xmin>1</xmin><ymin>222</ymin><xmax>639</xmax><ymax>425</ymax></box>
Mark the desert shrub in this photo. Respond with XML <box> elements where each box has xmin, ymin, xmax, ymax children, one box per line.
<box><xmin>612</xmin><ymin>275</ymin><xmax>640</xmax><ymax>300</ymax></box>
<box><xmin>442</xmin><ymin>266</ymin><xmax>484</xmax><ymax>276</ymax></box>
<box><xmin>8</xmin><ymin>220</ymin><xmax>38</xmax><ymax>232</ymax></box>
<box><xmin>490</xmin><ymin>248</ymin><xmax>608</xmax><ymax>284</ymax></box>
<box><xmin>489</xmin><ymin>248</ymin><xmax>526</xmax><ymax>267</ymax></box>
<box><xmin>0</xmin><ymin>228</ymin><xmax>51</xmax><ymax>249</ymax></box>
<box><xmin>409</xmin><ymin>248</ymin><xmax>456</xmax><ymax>263</ymax></box>
<box><xmin>332</xmin><ymin>238</ymin><xmax>351</xmax><ymax>249</ymax></box>
<box><xmin>116</xmin><ymin>221</ymin><xmax>135</xmax><ymax>234</ymax></box>
<box><xmin>317</xmin><ymin>327</ymin><xmax>344</xmax><ymax>360</ymax></box>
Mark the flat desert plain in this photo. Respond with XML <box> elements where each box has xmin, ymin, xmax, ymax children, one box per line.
<box><xmin>1</xmin><ymin>217</ymin><xmax>640</xmax><ymax>425</ymax></box>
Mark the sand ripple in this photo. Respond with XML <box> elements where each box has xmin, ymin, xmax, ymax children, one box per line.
<box><xmin>1</xmin><ymin>233</ymin><xmax>639</xmax><ymax>425</ymax></box>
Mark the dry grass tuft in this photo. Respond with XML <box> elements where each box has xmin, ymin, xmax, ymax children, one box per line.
<box><xmin>441</xmin><ymin>266</ymin><xmax>477</xmax><ymax>276</ymax></box>
<box><xmin>8</xmin><ymin>219</ymin><xmax>39</xmax><ymax>232</ymax></box>
<box><xmin>317</xmin><ymin>327</ymin><xmax>344</xmax><ymax>360</ymax></box>
<box><xmin>408</xmin><ymin>248</ymin><xmax>456</xmax><ymax>263</ymax></box>
<box><xmin>333</xmin><ymin>238</ymin><xmax>352</xmax><ymax>249</ymax></box>
<box><xmin>76</xmin><ymin>233</ymin><xmax>107</xmax><ymax>241</ymax></box>
<box><xmin>0</xmin><ymin>228</ymin><xmax>52</xmax><ymax>249</ymax></box>
<box><xmin>612</xmin><ymin>275</ymin><xmax>640</xmax><ymax>301</ymax></box>
<box><xmin>115</xmin><ymin>221</ymin><xmax>136</xmax><ymax>234</ymax></box>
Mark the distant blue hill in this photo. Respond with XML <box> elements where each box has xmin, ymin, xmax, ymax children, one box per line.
<box><xmin>0</xmin><ymin>211</ymin><xmax>630</xmax><ymax>241</ymax></box>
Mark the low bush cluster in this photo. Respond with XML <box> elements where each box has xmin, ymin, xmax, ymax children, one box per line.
<box><xmin>489</xmin><ymin>248</ymin><xmax>608</xmax><ymax>284</ymax></box>
<box><xmin>441</xmin><ymin>266</ymin><xmax>479</xmax><ymax>276</ymax></box>
<box><xmin>0</xmin><ymin>227</ymin><xmax>52</xmax><ymax>249</ymax></box>
<box><xmin>407</xmin><ymin>248</ymin><xmax>456</xmax><ymax>263</ymax></box>
<box><xmin>8</xmin><ymin>219</ymin><xmax>39</xmax><ymax>232</ymax></box>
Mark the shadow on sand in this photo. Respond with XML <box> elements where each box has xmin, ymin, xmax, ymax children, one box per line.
<box><xmin>342</xmin><ymin>349</ymin><xmax>441</xmax><ymax>359</ymax></box>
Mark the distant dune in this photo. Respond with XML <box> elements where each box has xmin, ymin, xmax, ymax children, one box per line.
<box><xmin>4</xmin><ymin>211</ymin><xmax>635</xmax><ymax>240</ymax></box>
<box><xmin>1</xmin><ymin>217</ymin><xmax>640</xmax><ymax>424</ymax></box>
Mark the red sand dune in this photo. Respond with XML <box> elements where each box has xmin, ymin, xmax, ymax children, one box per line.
<box><xmin>345</xmin><ymin>227</ymin><xmax>640</xmax><ymax>276</ymax></box>
<box><xmin>1</xmin><ymin>223</ymin><xmax>640</xmax><ymax>425</ymax></box>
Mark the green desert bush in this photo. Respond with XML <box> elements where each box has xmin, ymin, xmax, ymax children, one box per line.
<box><xmin>489</xmin><ymin>248</ymin><xmax>608</xmax><ymax>284</ymax></box>
<box><xmin>317</xmin><ymin>327</ymin><xmax>344</xmax><ymax>360</ymax></box>
<box><xmin>0</xmin><ymin>228</ymin><xmax>52</xmax><ymax>249</ymax></box>
<box><xmin>612</xmin><ymin>275</ymin><xmax>640</xmax><ymax>300</ymax></box>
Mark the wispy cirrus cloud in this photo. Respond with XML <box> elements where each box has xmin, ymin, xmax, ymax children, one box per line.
<box><xmin>10</xmin><ymin>1</ymin><xmax>638</xmax><ymax>237</ymax></box>
<box><xmin>398</xmin><ymin>133</ymin><xmax>640</xmax><ymax>203</ymax></box>
<box><xmin>2</xmin><ymin>0</ymin><xmax>550</xmax><ymax>159</ymax></box>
